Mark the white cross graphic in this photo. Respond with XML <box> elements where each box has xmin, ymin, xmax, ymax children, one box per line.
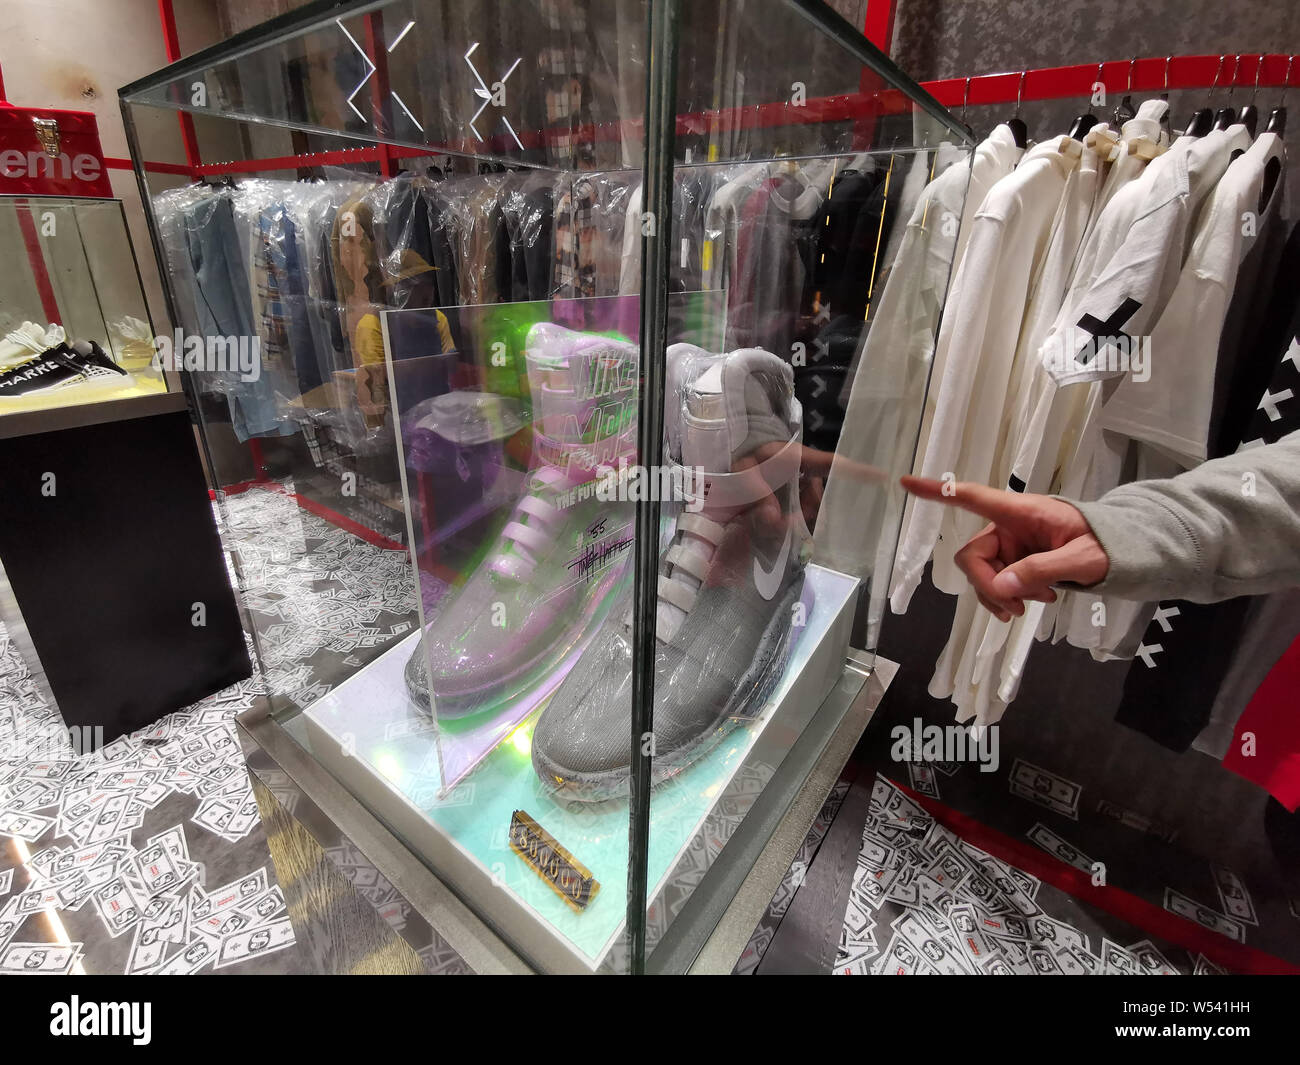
<box><xmin>336</xmin><ymin>20</ymin><xmax>376</xmax><ymax>124</ymax></box>
<box><xmin>464</xmin><ymin>43</ymin><xmax>524</xmax><ymax>150</ymax></box>
<box><xmin>1283</xmin><ymin>336</ymin><xmax>1300</xmax><ymax>369</ymax></box>
<box><xmin>336</xmin><ymin>19</ymin><xmax>423</xmax><ymax>132</ymax></box>
<box><xmin>1136</xmin><ymin>642</ymin><xmax>1163</xmax><ymax>668</ymax></box>
<box><xmin>1152</xmin><ymin>605</ymin><xmax>1181</xmax><ymax>633</ymax></box>
<box><xmin>1258</xmin><ymin>387</ymin><xmax>1294</xmax><ymax>422</ymax></box>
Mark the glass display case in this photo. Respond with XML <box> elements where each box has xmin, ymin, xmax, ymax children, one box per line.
<box><xmin>0</xmin><ymin>195</ymin><xmax>165</xmax><ymax>415</ymax></box>
<box><xmin>120</xmin><ymin>0</ymin><xmax>972</xmax><ymax>973</ymax></box>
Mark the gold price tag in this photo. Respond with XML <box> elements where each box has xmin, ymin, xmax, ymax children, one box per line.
<box><xmin>508</xmin><ymin>810</ymin><xmax>600</xmax><ymax>913</ymax></box>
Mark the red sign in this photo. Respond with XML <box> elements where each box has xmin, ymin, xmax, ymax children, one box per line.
<box><xmin>0</xmin><ymin>103</ymin><xmax>113</xmax><ymax>198</ymax></box>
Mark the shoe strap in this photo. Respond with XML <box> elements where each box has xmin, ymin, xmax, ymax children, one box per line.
<box><xmin>501</xmin><ymin>520</ymin><xmax>550</xmax><ymax>556</ymax></box>
<box><xmin>669</xmin><ymin>434</ymin><xmax>800</xmax><ymax>511</ymax></box>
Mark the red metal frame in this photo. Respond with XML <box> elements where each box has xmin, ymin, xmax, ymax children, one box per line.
<box><xmin>14</xmin><ymin>200</ymin><xmax>62</xmax><ymax>324</ymax></box>
<box><xmin>922</xmin><ymin>53</ymin><xmax>1296</xmax><ymax>110</ymax></box>
<box><xmin>863</xmin><ymin>0</ymin><xmax>897</xmax><ymax>54</ymax></box>
<box><xmin>363</xmin><ymin>12</ymin><xmax>397</xmax><ymax>178</ymax></box>
<box><xmin>156</xmin><ymin>0</ymin><xmax>201</xmax><ymax>172</ymax></box>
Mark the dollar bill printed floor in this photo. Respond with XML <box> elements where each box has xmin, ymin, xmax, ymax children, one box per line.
<box><xmin>1</xmin><ymin>480</ymin><xmax>1290</xmax><ymax>974</ymax></box>
<box><xmin>833</xmin><ymin>775</ymin><xmax>1234</xmax><ymax>975</ymax></box>
<box><xmin>0</xmin><ymin>483</ymin><xmax>454</xmax><ymax>975</ymax></box>
<box><xmin>856</xmin><ymin>574</ymin><xmax>1300</xmax><ymax>975</ymax></box>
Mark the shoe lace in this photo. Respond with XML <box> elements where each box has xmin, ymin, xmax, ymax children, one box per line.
<box><xmin>4</xmin><ymin>323</ymin><xmax>60</xmax><ymax>354</ymax></box>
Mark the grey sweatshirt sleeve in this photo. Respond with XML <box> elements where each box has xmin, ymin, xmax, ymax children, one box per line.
<box><xmin>1067</xmin><ymin>431</ymin><xmax>1300</xmax><ymax>604</ymax></box>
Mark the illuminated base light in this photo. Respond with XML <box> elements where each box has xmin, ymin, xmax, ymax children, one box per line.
<box><xmin>509</xmin><ymin>722</ymin><xmax>533</xmax><ymax>757</ymax></box>
<box><xmin>373</xmin><ymin>750</ymin><xmax>405</xmax><ymax>784</ymax></box>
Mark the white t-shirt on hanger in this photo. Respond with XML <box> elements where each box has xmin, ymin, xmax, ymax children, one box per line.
<box><xmin>890</xmin><ymin>135</ymin><xmax>1080</xmax><ymax>614</ymax></box>
<box><xmin>1100</xmin><ymin>130</ymin><xmax>1286</xmax><ymax>465</ymax></box>
<box><xmin>929</xmin><ymin>131</ymin><xmax>1112</xmax><ymax>724</ymax></box>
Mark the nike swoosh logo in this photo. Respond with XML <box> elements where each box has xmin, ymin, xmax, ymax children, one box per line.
<box><xmin>752</xmin><ymin>525</ymin><xmax>792</xmax><ymax>602</ymax></box>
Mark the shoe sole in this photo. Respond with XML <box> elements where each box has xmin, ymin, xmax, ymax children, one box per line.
<box><xmin>408</xmin><ymin>558</ymin><xmax>631</xmax><ymax>720</ymax></box>
<box><xmin>534</xmin><ymin>575</ymin><xmax>812</xmax><ymax>803</ymax></box>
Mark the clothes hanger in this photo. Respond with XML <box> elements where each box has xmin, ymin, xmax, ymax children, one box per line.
<box><xmin>1184</xmin><ymin>54</ymin><xmax>1221</xmax><ymax>136</ymax></box>
<box><xmin>1112</xmin><ymin>57</ymin><xmax>1137</xmax><ymax>126</ymax></box>
<box><xmin>1238</xmin><ymin>53</ymin><xmax>1263</xmax><ymax>136</ymax></box>
<box><xmin>1212</xmin><ymin>54</ymin><xmax>1240</xmax><ymax>130</ymax></box>
<box><xmin>1006</xmin><ymin>70</ymin><xmax>1028</xmax><ymax>148</ymax></box>
<box><xmin>1068</xmin><ymin>64</ymin><xmax>1102</xmax><ymax>139</ymax></box>
<box><xmin>1266</xmin><ymin>55</ymin><xmax>1291</xmax><ymax>134</ymax></box>
<box><xmin>1153</xmin><ymin>55</ymin><xmax>1174</xmax><ymax>142</ymax></box>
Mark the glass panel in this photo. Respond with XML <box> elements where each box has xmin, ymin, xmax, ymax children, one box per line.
<box><xmin>674</xmin><ymin>0</ymin><xmax>964</xmax><ymax>165</ymax></box>
<box><xmin>121</xmin><ymin>0</ymin><xmax>966</xmax><ymax>972</ymax></box>
<box><xmin>123</xmin><ymin>0</ymin><xmax>648</xmax><ymax>173</ymax></box>
<box><xmin>638</xmin><ymin>0</ymin><xmax>972</xmax><ymax>968</ymax></box>
<box><xmin>290</xmin><ymin>289</ymin><xmax>721</xmax><ymax>970</ymax></box>
<box><xmin>0</xmin><ymin>196</ymin><xmax>165</xmax><ymax>415</ymax></box>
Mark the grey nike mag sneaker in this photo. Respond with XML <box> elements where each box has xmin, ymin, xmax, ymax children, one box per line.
<box><xmin>404</xmin><ymin>323</ymin><xmax>637</xmax><ymax>717</ymax></box>
<box><xmin>531</xmin><ymin>345</ymin><xmax>813</xmax><ymax>801</ymax></box>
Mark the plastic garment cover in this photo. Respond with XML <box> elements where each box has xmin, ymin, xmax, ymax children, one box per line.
<box><xmin>701</xmin><ymin>162</ymin><xmax>771</xmax><ymax>295</ymax></box>
<box><xmin>617</xmin><ymin>165</ymin><xmax>727</xmax><ymax>296</ymax></box>
<box><xmin>500</xmin><ymin>170</ymin><xmax>559</xmax><ymax>302</ymax></box>
<box><xmin>436</xmin><ymin>173</ymin><xmax>514</xmax><ymax>307</ymax></box>
<box><xmin>281</xmin><ymin>176</ymin><xmax>374</xmax><ymax>415</ymax></box>
<box><xmin>329</xmin><ymin>185</ymin><xmax>388</xmax><ymax>429</ymax></box>
<box><xmin>531</xmin><ymin>343</ymin><xmax>813</xmax><ymax>801</ymax></box>
<box><xmin>154</xmin><ymin>182</ymin><xmax>296</xmax><ymax>441</ymax></box>
<box><xmin>553</xmin><ymin>171</ymin><xmax>637</xmax><ymax>300</ymax></box>
<box><xmin>351</xmin><ymin>173</ymin><xmax>462</xmax><ymax>439</ymax></box>
<box><xmin>231</xmin><ymin>178</ymin><xmax>313</xmax><ymax>439</ymax></box>
<box><xmin>723</xmin><ymin>164</ymin><xmax>824</xmax><ymax>353</ymax></box>
<box><xmin>366</xmin><ymin>171</ymin><xmax>459</xmax><ymax>311</ymax></box>
<box><xmin>152</xmin><ymin>183</ymin><xmax>216</xmax><ymax>370</ymax></box>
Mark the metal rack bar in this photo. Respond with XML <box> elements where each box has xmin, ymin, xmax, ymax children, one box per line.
<box><xmin>922</xmin><ymin>53</ymin><xmax>1298</xmax><ymax>110</ymax></box>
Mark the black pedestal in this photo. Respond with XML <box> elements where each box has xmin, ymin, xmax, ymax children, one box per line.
<box><xmin>0</xmin><ymin>393</ymin><xmax>251</xmax><ymax>745</ymax></box>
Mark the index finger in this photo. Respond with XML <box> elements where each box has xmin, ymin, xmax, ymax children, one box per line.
<box><xmin>900</xmin><ymin>475</ymin><xmax>1036</xmax><ymax>529</ymax></box>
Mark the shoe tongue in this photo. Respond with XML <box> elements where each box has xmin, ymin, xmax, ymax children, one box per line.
<box><xmin>679</xmin><ymin>359</ymin><xmax>791</xmax><ymax>518</ymax></box>
<box><xmin>680</xmin><ymin>401</ymin><xmax>731</xmax><ymax>472</ymax></box>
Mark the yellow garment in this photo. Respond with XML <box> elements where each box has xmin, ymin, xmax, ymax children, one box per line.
<box><xmin>355</xmin><ymin>313</ymin><xmax>386</xmax><ymax>366</ymax></box>
<box><xmin>353</xmin><ymin>310</ymin><xmax>455</xmax><ymax>426</ymax></box>
<box><xmin>354</xmin><ymin>310</ymin><xmax>455</xmax><ymax>365</ymax></box>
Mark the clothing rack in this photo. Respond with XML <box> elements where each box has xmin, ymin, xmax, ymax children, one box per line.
<box><xmin>923</xmin><ymin>53</ymin><xmax>1297</xmax><ymax>111</ymax></box>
